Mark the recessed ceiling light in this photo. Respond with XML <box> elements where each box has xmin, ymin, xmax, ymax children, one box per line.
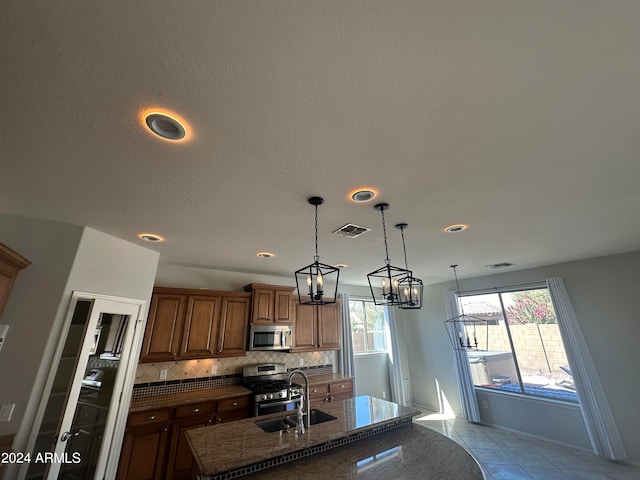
<box><xmin>256</xmin><ymin>252</ymin><xmax>275</xmax><ymax>258</ymax></box>
<box><xmin>138</xmin><ymin>233</ymin><xmax>164</xmax><ymax>242</ymax></box>
<box><xmin>349</xmin><ymin>188</ymin><xmax>377</xmax><ymax>203</ymax></box>
<box><xmin>444</xmin><ymin>224</ymin><xmax>468</xmax><ymax>233</ymax></box>
<box><xmin>141</xmin><ymin>109</ymin><xmax>190</xmax><ymax>141</ymax></box>
<box><xmin>145</xmin><ymin>112</ymin><xmax>186</xmax><ymax>140</ymax></box>
<box><xmin>334</xmin><ymin>264</ymin><xmax>348</xmax><ymax>269</ymax></box>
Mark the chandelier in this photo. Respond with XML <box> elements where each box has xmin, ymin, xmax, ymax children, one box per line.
<box><xmin>294</xmin><ymin>197</ymin><xmax>339</xmax><ymax>305</ymax></box>
<box><xmin>366</xmin><ymin>203</ymin><xmax>411</xmax><ymax>306</ymax></box>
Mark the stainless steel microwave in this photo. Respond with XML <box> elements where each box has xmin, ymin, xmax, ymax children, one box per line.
<box><xmin>249</xmin><ymin>325</ymin><xmax>292</xmax><ymax>351</ymax></box>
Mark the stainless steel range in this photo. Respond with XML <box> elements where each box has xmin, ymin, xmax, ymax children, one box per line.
<box><xmin>242</xmin><ymin>363</ymin><xmax>302</xmax><ymax>417</ymax></box>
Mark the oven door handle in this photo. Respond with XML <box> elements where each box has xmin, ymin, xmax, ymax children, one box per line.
<box><xmin>256</xmin><ymin>397</ymin><xmax>301</xmax><ymax>413</ymax></box>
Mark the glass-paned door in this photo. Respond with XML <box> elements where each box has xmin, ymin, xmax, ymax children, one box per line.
<box><xmin>26</xmin><ymin>296</ymin><xmax>143</xmax><ymax>480</ymax></box>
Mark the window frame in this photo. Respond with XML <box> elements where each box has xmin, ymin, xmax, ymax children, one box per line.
<box><xmin>348</xmin><ymin>298</ymin><xmax>389</xmax><ymax>355</ymax></box>
<box><xmin>457</xmin><ymin>284</ymin><xmax>578</xmax><ymax>405</ymax></box>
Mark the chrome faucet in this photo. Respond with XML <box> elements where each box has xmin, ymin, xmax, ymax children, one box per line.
<box><xmin>288</xmin><ymin>369</ymin><xmax>310</xmax><ymax>432</ymax></box>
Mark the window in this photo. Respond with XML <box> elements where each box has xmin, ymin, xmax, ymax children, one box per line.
<box><xmin>349</xmin><ymin>299</ymin><xmax>388</xmax><ymax>354</ymax></box>
<box><xmin>459</xmin><ymin>287</ymin><xmax>578</xmax><ymax>403</ymax></box>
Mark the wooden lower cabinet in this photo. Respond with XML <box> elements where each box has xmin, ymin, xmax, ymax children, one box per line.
<box><xmin>308</xmin><ymin>379</ymin><xmax>354</xmax><ymax>404</ymax></box>
<box><xmin>117</xmin><ymin>396</ymin><xmax>250</xmax><ymax>480</ymax></box>
<box><xmin>116</xmin><ymin>409</ymin><xmax>171</xmax><ymax>480</ymax></box>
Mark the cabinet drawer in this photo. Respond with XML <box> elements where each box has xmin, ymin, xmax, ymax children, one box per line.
<box><xmin>174</xmin><ymin>401</ymin><xmax>216</xmax><ymax>419</ymax></box>
<box><xmin>217</xmin><ymin>396</ymin><xmax>250</xmax><ymax>412</ymax></box>
<box><xmin>128</xmin><ymin>408</ymin><xmax>171</xmax><ymax>427</ymax></box>
<box><xmin>309</xmin><ymin>384</ymin><xmax>329</xmax><ymax>397</ymax></box>
<box><xmin>329</xmin><ymin>381</ymin><xmax>353</xmax><ymax>394</ymax></box>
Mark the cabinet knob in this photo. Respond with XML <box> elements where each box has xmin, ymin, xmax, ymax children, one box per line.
<box><xmin>340</xmin><ymin>384</ymin><xmax>345</xmax><ymax>389</ymax></box>
<box><xmin>232</xmin><ymin>402</ymin><xmax>238</xmax><ymax>407</ymax></box>
<box><xmin>146</xmin><ymin>415</ymin><xmax>156</xmax><ymax>421</ymax></box>
<box><xmin>192</xmin><ymin>408</ymin><xmax>200</xmax><ymax>413</ymax></box>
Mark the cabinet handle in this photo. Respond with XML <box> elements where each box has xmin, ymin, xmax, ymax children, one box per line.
<box><xmin>146</xmin><ymin>415</ymin><xmax>156</xmax><ymax>421</ymax></box>
<box><xmin>192</xmin><ymin>408</ymin><xmax>200</xmax><ymax>413</ymax></box>
<box><xmin>232</xmin><ymin>402</ymin><xmax>238</xmax><ymax>406</ymax></box>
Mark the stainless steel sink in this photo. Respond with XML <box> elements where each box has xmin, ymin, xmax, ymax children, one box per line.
<box><xmin>255</xmin><ymin>409</ymin><xmax>337</xmax><ymax>433</ymax></box>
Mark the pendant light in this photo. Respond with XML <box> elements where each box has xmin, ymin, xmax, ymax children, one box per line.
<box><xmin>395</xmin><ymin>223</ymin><xmax>424</xmax><ymax>309</ymax></box>
<box><xmin>444</xmin><ymin>265</ymin><xmax>487</xmax><ymax>350</ymax></box>
<box><xmin>367</xmin><ymin>203</ymin><xmax>411</xmax><ymax>306</ymax></box>
<box><xmin>294</xmin><ymin>197</ymin><xmax>339</xmax><ymax>305</ymax></box>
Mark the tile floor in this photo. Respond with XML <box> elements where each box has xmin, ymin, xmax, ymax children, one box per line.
<box><xmin>413</xmin><ymin>409</ymin><xmax>640</xmax><ymax>480</ymax></box>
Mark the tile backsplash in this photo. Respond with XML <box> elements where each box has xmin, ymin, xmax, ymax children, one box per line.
<box><xmin>134</xmin><ymin>350</ymin><xmax>338</xmax><ymax>385</ymax></box>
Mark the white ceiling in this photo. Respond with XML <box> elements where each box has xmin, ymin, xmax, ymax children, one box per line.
<box><xmin>2</xmin><ymin>1</ymin><xmax>639</xmax><ymax>287</ymax></box>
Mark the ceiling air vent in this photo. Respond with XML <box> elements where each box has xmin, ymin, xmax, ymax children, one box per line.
<box><xmin>485</xmin><ymin>262</ymin><xmax>515</xmax><ymax>269</ymax></box>
<box><xmin>333</xmin><ymin>223</ymin><xmax>371</xmax><ymax>238</ymax></box>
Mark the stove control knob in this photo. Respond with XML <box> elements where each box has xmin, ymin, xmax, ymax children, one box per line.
<box><xmin>278</xmin><ymin>392</ymin><xmax>285</xmax><ymax>398</ymax></box>
<box><xmin>262</xmin><ymin>395</ymin><xmax>268</xmax><ymax>401</ymax></box>
<box><xmin>267</xmin><ymin>394</ymin><xmax>274</xmax><ymax>400</ymax></box>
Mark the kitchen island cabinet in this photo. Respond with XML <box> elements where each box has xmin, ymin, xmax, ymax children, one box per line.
<box><xmin>139</xmin><ymin>288</ymin><xmax>251</xmax><ymax>362</ymax></box>
<box><xmin>186</xmin><ymin>396</ymin><xmax>483</xmax><ymax>480</ymax></box>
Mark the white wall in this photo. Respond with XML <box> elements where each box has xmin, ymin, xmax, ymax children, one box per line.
<box><xmin>0</xmin><ymin>214</ymin><xmax>160</xmax><ymax>454</ymax></box>
<box><xmin>400</xmin><ymin>250</ymin><xmax>640</xmax><ymax>462</ymax></box>
<box><xmin>354</xmin><ymin>353</ymin><xmax>391</xmax><ymax>400</ymax></box>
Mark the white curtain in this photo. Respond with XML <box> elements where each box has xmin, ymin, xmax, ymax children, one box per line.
<box><xmin>386</xmin><ymin>307</ymin><xmax>408</xmax><ymax>405</ymax></box>
<box><xmin>547</xmin><ymin>277</ymin><xmax>627</xmax><ymax>460</ymax></box>
<box><xmin>338</xmin><ymin>292</ymin><xmax>355</xmax><ymax>377</ymax></box>
<box><xmin>445</xmin><ymin>290</ymin><xmax>482</xmax><ymax>423</ymax></box>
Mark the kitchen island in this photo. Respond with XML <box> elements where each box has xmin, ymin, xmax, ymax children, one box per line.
<box><xmin>186</xmin><ymin>395</ymin><xmax>484</xmax><ymax>480</ymax></box>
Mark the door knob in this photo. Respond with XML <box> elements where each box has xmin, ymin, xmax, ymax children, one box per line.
<box><xmin>60</xmin><ymin>429</ymin><xmax>80</xmax><ymax>442</ymax></box>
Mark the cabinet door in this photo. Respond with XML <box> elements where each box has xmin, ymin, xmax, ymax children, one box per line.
<box><xmin>180</xmin><ymin>295</ymin><xmax>222</xmax><ymax>358</ymax></box>
<box><xmin>140</xmin><ymin>293</ymin><xmax>186</xmax><ymax>362</ymax></box>
<box><xmin>250</xmin><ymin>288</ymin><xmax>274</xmax><ymax>324</ymax></box>
<box><xmin>116</xmin><ymin>424</ymin><xmax>169</xmax><ymax>480</ymax></box>
<box><xmin>292</xmin><ymin>303</ymin><xmax>317</xmax><ymax>351</ymax></box>
<box><xmin>273</xmin><ymin>290</ymin><xmax>293</xmax><ymax>324</ymax></box>
<box><xmin>166</xmin><ymin>415</ymin><xmax>215</xmax><ymax>480</ymax></box>
<box><xmin>216</xmin><ymin>297</ymin><xmax>250</xmax><ymax>356</ymax></box>
<box><xmin>318</xmin><ymin>302</ymin><xmax>341</xmax><ymax>350</ymax></box>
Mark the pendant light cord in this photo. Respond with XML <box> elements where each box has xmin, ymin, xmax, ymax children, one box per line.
<box><xmin>313</xmin><ymin>203</ymin><xmax>319</xmax><ymax>262</ymax></box>
<box><xmin>381</xmin><ymin>207</ymin><xmax>390</xmax><ymax>265</ymax></box>
<box><xmin>451</xmin><ymin>264</ymin><xmax>466</xmax><ymax>316</ymax></box>
<box><xmin>400</xmin><ymin>225</ymin><xmax>409</xmax><ymax>270</ymax></box>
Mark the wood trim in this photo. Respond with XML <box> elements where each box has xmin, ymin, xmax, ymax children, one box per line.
<box><xmin>0</xmin><ymin>242</ymin><xmax>31</xmax><ymax>270</ymax></box>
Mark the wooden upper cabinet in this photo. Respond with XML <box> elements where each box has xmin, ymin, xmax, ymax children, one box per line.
<box><xmin>140</xmin><ymin>293</ymin><xmax>186</xmax><ymax>362</ymax></box>
<box><xmin>292</xmin><ymin>301</ymin><xmax>341</xmax><ymax>351</ymax></box>
<box><xmin>140</xmin><ymin>288</ymin><xmax>251</xmax><ymax>362</ymax></box>
<box><xmin>292</xmin><ymin>303</ymin><xmax>317</xmax><ymax>351</ymax></box>
<box><xmin>216</xmin><ymin>296</ymin><xmax>250</xmax><ymax>356</ymax></box>
<box><xmin>244</xmin><ymin>284</ymin><xmax>295</xmax><ymax>325</ymax></box>
<box><xmin>180</xmin><ymin>295</ymin><xmax>222</xmax><ymax>359</ymax></box>
<box><xmin>318</xmin><ymin>302</ymin><xmax>341</xmax><ymax>350</ymax></box>
<box><xmin>0</xmin><ymin>242</ymin><xmax>31</xmax><ymax>321</ymax></box>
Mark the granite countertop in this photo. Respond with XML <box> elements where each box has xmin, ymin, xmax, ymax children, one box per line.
<box><xmin>128</xmin><ymin>385</ymin><xmax>252</xmax><ymax>412</ymax></box>
<box><xmin>242</xmin><ymin>423</ymin><xmax>484</xmax><ymax>480</ymax></box>
<box><xmin>186</xmin><ymin>396</ymin><xmax>425</xmax><ymax>478</ymax></box>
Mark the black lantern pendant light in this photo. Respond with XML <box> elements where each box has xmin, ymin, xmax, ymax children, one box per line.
<box><xmin>395</xmin><ymin>223</ymin><xmax>424</xmax><ymax>309</ymax></box>
<box><xmin>444</xmin><ymin>265</ymin><xmax>487</xmax><ymax>350</ymax></box>
<box><xmin>295</xmin><ymin>197</ymin><xmax>339</xmax><ymax>305</ymax></box>
<box><xmin>367</xmin><ymin>203</ymin><xmax>411</xmax><ymax>306</ymax></box>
